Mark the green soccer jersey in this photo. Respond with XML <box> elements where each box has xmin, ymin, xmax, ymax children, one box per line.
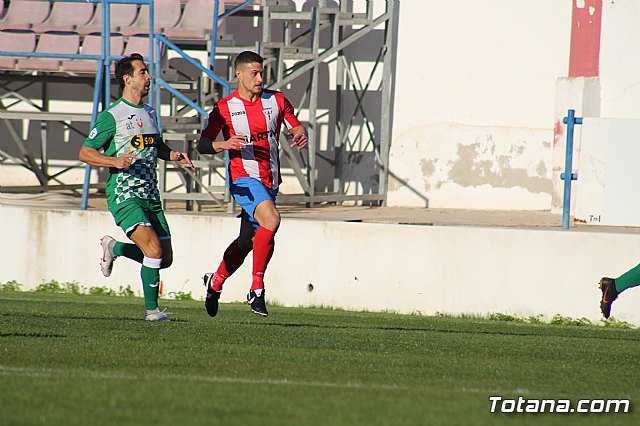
<box><xmin>83</xmin><ymin>98</ymin><xmax>161</xmax><ymax>206</ymax></box>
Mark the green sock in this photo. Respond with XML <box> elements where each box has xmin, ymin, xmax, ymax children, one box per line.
<box><xmin>113</xmin><ymin>242</ymin><xmax>144</xmax><ymax>263</ymax></box>
<box><xmin>141</xmin><ymin>257</ymin><xmax>162</xmax><ymax>310</ymax></box>
<box><xmin>615</xmin><ymin>263</ymin><xmax>640</xmax><ymax>292</ymax></box>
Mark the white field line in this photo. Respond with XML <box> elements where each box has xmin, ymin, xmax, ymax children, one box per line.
<box><xmin>0</xmin><ymin>365</ymin><xmax>534</xmax><ymax>395</ymax></box>
<box><xmin>0</xmin><ymin>365</ymin><xmax>408</xmax><ymax>391</ymax></box>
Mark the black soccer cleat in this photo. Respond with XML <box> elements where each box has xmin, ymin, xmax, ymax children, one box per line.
<box><xmin>247</xmin><ymin>290</ymin><xmax>268</xmax><ymax>316</ymax></box>
<box><xmin>599</xmin><ymin>277</ymin><xmax>619</xmax><ymax>319</ymax></box>
<box><xmin>203</xmin><ymin>272</ymin><xmax>221</xmax><ymax>317</ymax></box>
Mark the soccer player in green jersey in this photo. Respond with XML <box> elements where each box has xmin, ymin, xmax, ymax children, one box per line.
<box><xmin>79</xmin><ymin>53</ymin><xmax>194</xmax><ymax>322</ymax></box>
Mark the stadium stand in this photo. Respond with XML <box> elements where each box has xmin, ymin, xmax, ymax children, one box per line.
<box><xmin>119</xmin><ymin>0</ymin><xmax>181</xmax><ymax>36</ymax></box>
<box><xmin>0</xmin><ymin>0</ymin><xmax>51</xmax><ymax>30</ymax></box>
<box><xmin>61</xmin><ymin>33</ymin><xmax>125</xmax><ymax>73</ymax></box>
<box><xmin>16</xmin><ymin>31</ymin><xmax>80</xmax><ymax>72</ymax></box>
<box><xmin>76</xmin><ymin>3</ymin><xmax>139</xmax><ymax>35</ymax></box>
<box><xmin>32</xmin><ymin>1</ymin><xmax>95</xmax><ymax>33</ymax></box>
<box><xmin>162</xmin><ymin>0</ymin><xmax>216</xmax><ymax>40</ymax></box>
<box><xmin>0</xmin><ymin>29</ymin><xmax>36</xmax><ymax>70</ymax></box>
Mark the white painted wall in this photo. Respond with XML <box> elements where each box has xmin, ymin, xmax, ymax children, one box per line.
<box><xmin>574</xmin><ymin>118</ymin><xmax>640</xmax><ymax>226</ymax></box>
<box><xmin>387</xmin><ymin>0</ymin><xmax>572</xmax><ymax>209</ymax></box>
<box><xmin>2</xmin><ymin>205</ymin><xmax>639</xmax><ymax>326</ymax></box>
<box><xmin>599</xmin><ymin>1</ymin><xmax>640</xmax><ymax>118</ymax></box>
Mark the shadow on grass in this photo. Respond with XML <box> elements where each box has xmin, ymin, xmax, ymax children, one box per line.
<box><xmin>0</xmin><ymin>332</ymin><xmax>65</xmax><ymax>338</ymax></box>
<box><xmin>0</xmin><ymin>311</ymin><xmax>189</xmax><ymax>323</ymax></box>
<box><xmin>239</xmin><ymin>321</ymin><xmax>640</xmax><ymax>342</ymax></box>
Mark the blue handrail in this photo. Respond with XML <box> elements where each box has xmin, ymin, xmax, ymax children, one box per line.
<box><xmin>560</xmin><ymin>109</ymin><xmax>583</xmax><ymax>230</ymax></box>
<box><xmin>155</xmin><ymin>33</ymin><xmax>230</xmax><ymax>97</ymax></box>
<box><xmin>210</xmin><ymin>0</ymin><xmax>254</xmax><ymax>71</ymax></box>
<box><xmin>156</xmin><ymin>80</ymin><xmax>208</xmax><ymax>118</ymax></box>
<box><xmin>80</xmin><ymin>59</ymin><xmax>105</xmax><ymax>210</ymax></box>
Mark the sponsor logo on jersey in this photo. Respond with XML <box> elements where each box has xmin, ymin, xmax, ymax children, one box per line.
<box><xmin>135</xmin><ymin>117</ymin><xmax>144</xmax><ymax>128</ymax></box>
<box><xmin>263</xmin><ymin>107</ymin><xmax>273</xmax><ymax>121</ymax></box>
<box><xmin>231</xmin><ymin>110</ymin><xmax>246</xmax><ymax>117</ymax></box>
<box><xmin>130</xmin><ymin>133</ymin><xmax>159</xmax><ymax>149</ymax></box>
<box><xmin>88</xmin><ymin>128</ymin><xmax>98</xmax><ymax>139</ymax></box>
<box><xmin>246</xmin><ymin>129</ymin><xmax>278</xmax><ymax>143</ymax></box>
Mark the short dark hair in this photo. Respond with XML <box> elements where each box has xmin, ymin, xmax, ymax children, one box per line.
<box><xmin>234</xmin><ymin>51</ymin><xmax>263</xmax><ymax>69</ymax></box>
<box><xmin>115</xmin><ymin>53</ymin><xmax>145</xmax><ymax>91</ymax></box>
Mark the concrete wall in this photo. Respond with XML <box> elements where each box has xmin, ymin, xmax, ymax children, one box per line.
<box><xmin>2</xmin><ymin>204</ymin><xmax>639</xmax><ymax>326</ymax></box>
<box><xmin>387</xmin><ymin>0</ymin><xmax>572</xmax><ymax>209</ymax></box>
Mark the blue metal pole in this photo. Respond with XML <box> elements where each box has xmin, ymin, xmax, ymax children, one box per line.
<box><xmin>148</xmin><ymin>0</ymin><xmax>155</xmax><ymax>108</ymax></box>
<box><xmin>81</xmin><ymin>60</ymin><xmax>105</xmax><ymax>210</ymax></box>
<box><xmin>211</xmin><ymin>0</ymin><xmax>220</xmax><ymax>71</ymax></box>
<box><xmin>561</xmin><ymin>109</ymin><xmax>582</xmax><ymax>229</ymax></box>
<box><xmin>155</xmin><ymin>37</ymin><xmax>162</xmax><ymax>132</ymax></box>
<box><xmin>103</xmin><ymin>0</ymin><xmax>111</xmax><ymax>103</ymax></box>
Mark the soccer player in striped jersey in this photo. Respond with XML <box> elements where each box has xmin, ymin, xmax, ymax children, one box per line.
<box><xmin>80</xmin><ymin>53</ymin><xmax>194</xmax><ymax>322</ymax></box>
<box><xmin>197</xmin><ymin>51</ymin><xmax>308</xmax><ymax>317</ymax></box>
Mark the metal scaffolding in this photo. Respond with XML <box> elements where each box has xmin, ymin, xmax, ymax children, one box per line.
<box><xmin>0</xmin><ymin>0</ymin><xmax>397</xmax><ymax>210</ymax></box>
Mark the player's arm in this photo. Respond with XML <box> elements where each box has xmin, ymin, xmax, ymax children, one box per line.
<box><xmin>288</xmin><ymin>124</ymin><xmax>308</xmax><ymax>150</ymax></box>
<box><xmin>79</xmin><ymin>111</ymin><xmax>134</xmax><ymax>169</ymax></box>
<box><xmin>79</xmin><ymin>146</ymin><xmax>135</xmax><ymax>169</ymax></box>
<box><xmin>197</xmin><ymin>135</ymin><xmax>246</xmax><ymax>154</ymax></box>
<box><xmin>283</xmin><ymin>96</ymin><xmax>308</xmax><ymax>150</ymax></box>
<box><xmin>157</xmin><ymin>138</ymin><xmax>195</xmax><ymax>170</ymax></box>
<box><xmin>196</xmin><ymin>104</ymin><xmax>245</xmax><ymax>154</ymax></box>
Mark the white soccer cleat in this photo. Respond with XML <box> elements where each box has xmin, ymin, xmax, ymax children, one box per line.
<box><xmin>100</xmin><ymin>235</ymin><xmax>118</xmax><ymax>277</ymax></box>
<box><xmin>144</xmin><ymin>309</ymin><xmax>171</xmax><ymax>322</ymax></box>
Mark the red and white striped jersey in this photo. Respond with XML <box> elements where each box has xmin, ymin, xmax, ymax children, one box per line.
<box><xmin>201</xmin><ymin>89</ymin><xmax>301</xmax><ymax>189</ymax></box>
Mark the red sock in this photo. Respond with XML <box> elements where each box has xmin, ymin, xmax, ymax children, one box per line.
<box><xmin>252</xmin><ymin>227</ymin><xmax>275</xmax><ymax>291</ymax></box>
<box><xmin>213</xmin><ymin>238</ymin><xmax>249</xmax><ymax>292</ymax></box>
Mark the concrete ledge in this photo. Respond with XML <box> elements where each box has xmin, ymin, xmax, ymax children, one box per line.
<box><xmin>1</xmin><ymin>204</ymin><xmax>639</xmax><ymax>325</ymax></box>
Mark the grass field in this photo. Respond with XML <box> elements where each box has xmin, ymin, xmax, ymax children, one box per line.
<box><xmin>0</xmin><ymin>291</ymin><xmax>638</xmax><ymax>426</ymax></box>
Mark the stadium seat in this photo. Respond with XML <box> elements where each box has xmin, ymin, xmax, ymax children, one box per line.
<box><xmin>32</xmin><ymin>2</ymin><xmax>95</xmax><ymax>33</ymax></box>
<box><xmin>17</xmin><ymin>31</ymin><xmax>80</xmax><ymax>72</ymax></box>
<box><xmin>76</xmin><ymin>3</ymin><xmax>139</xmax><ymax>36</ymax></box>
<box><xmin>123</xmin><ymin>34</ymin><xmax>168</xmax><ymax>68</ymax></box>
<box><xmin>0</xmin><ymin>29</ymin><xmax>36</xmax><ymax>70</ymax></box>
<box><xmin>123</xmin><ymin>34</ymin><xmax>153</xmax><ymax>58</ymax></box>
<box><xmin>61</xmin><ymin>33</ymin><xmax>124</xmax><ymax>74</ymax></box>
<box><xmin>0</xmin><ymin>0</ymin><xmax>51</xmax><ymax>30</ymax></box>
<box><xmin>163</xmin><ymin>0</ymin><xmax>219</xmax><ymax>40</ymax></box>
<box><xmin>119</xmin><ymin>0</ymin><xmax>181</xmax><ymax>36</ymax></box>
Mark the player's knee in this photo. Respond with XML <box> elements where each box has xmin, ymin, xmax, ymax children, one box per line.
<box><xmin>262</xmin><ymin>210</ymin><xmax>281</xmax><ymax>231</ymax></box>
<box><xmin>146</xmin><ymin>244</ymin><xmax>163</xmax><ymax>260</ymax></box>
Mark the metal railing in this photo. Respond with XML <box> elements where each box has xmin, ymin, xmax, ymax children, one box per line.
<box><xmin>560</xmin><ymin>109</ymin><xmax>583</xmax><ymax>229</ymax></box>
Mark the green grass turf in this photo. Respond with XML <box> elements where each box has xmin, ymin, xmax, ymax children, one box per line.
<box><xmin>0</xmin><ymin>292</ymin><xmax>638</xmax><ymax>426</ymax></box>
